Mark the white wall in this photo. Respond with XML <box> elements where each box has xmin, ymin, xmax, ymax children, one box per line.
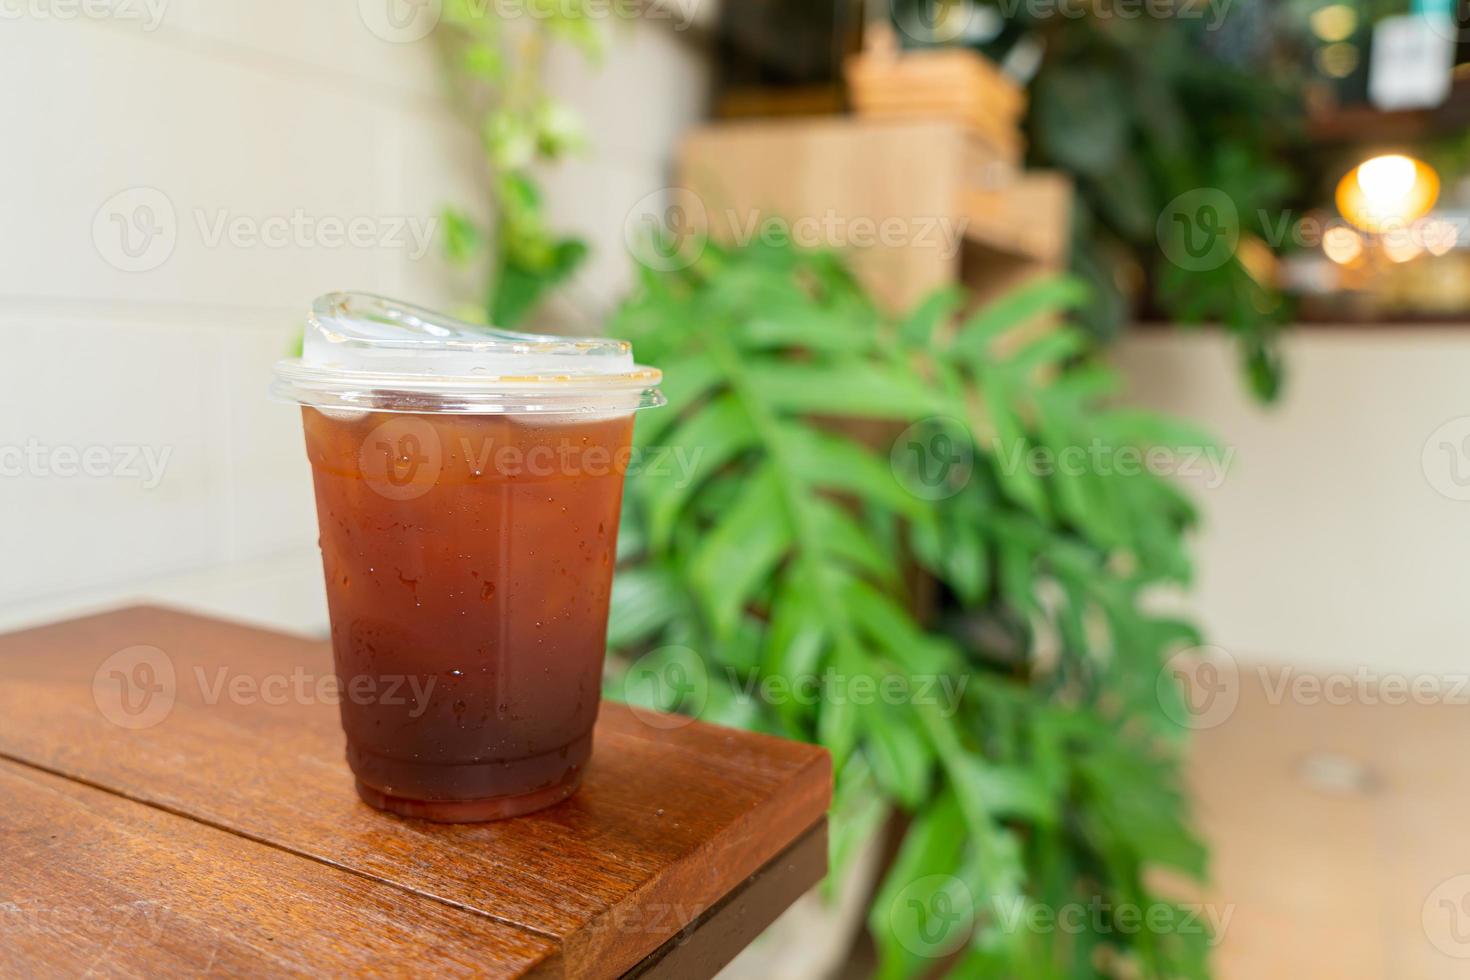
<box><xmin>0</xmin><ymin>5</ymin><xmax>707</xmax><ymax>634</ymax></box>
<box><xmin>1114</xmin><ymin>326</ymin><xmax>1470</xmax><ymax>676</ymax></box>
<box><xmin>535</xmin><ymin>16</ymin><xmax>711</xmax><ymax>331</ymax></box>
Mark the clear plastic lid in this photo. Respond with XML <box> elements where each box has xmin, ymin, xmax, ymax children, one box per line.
<box><xmin>271</xmin><ymin>292</ymin><xmax>664</xmax><ymax>415</ymax></box>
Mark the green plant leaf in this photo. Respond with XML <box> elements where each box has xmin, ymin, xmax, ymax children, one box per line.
<box><xmin>745</xmin><ymin>361</ymin><xmax>940</xmax><ymax>420</ymax></box>
<box><xmin>828</xmin><ymin>753</ymin><xmax>891</xmax><ymax>899</ymax></box>
<box><xmin>606</xmin><ymin>565</ymin><xmax>684</xmax><ymax>648</ymax></box>
<box><xmin>440</xmin><ymin>207</ymin><xmax>483</xmax><ymax>263</ymax></box>
<box><xmin>643</xmin><ymin>394</ymin><xmax>756</xmax><ymax>549</ymax></box>
<box><xmin>602</xmin><ymin>242</ymin><xmax>1213</xmax><ymax>980</ymax></box>
<box><xmin>898</xmin><ymin>286</ymin><xmax>965</xmax><ymax>349</ymax></box>
<box><xmin>953</xmin><ymin>275</ymin><xmax>1091</xmax><ymax>363</ymax></box>
<box><xmin>687</xmin><ymin>464</ymin><xmax>792</xmax><ymax>639</ymax></box>
<box><xmin>863</xmin><ymin>703</ymin><xmax>934</xmax><ymax>809</ymax></box>
<box><xmin>808</xmin><ymin>497</ymin><xmax>899</xmax><ymax>584</ymax></box>
<box><xmin>978</xmin><ymin>371</ymin><xmax>1050</xmax><ymax>521</ymax></box>
<box><xmin>869</xmin><ymin>790</ymin><xmax>968</xmax><ymax>980</ymax></box>
<box><xmin>778</xmin><ymin>424</ymin><xmax>928</xmax><ymax>519</ymax></box>
<box><xmin>740</xmin><ymin>306</ymin><xmax>876</xmax><ymax>354</ymax></box>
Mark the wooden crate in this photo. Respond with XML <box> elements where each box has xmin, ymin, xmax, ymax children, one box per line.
<box><xmin>844</xmin><ymin>37</ymin><xmax>1026</xmax><ymax>163</ymax></box>
<box><xmin>678</xmin><ymin>116</ymin><xmax>1068</xmax><ymax>316</ymax></box>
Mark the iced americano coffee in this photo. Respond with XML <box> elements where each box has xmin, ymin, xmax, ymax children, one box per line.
<box><xmin>273</xmin><ymin>294</ymin><xmax>662</xmax><ymax>821</ymax></box>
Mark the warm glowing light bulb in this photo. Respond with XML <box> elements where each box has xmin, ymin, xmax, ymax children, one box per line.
<box><xmin>1310</xmin><ymin>4</ymin><xmax>1358</xmax><ymax>42</ymax></box>
<box><xmin>1357</xmin><ymin>155</ymin><xmax>1417</xmax><ymax>203</ymax></box>
<box><xmin>1322</xmin><ymin>226</ymin><xmax>1363</xmax><ymax>264</ymax></box>
<box><xmin>1336</xmin><ymin>155</ymin><xmax>1439</xmax><ymax>232</ymax></box>
<box><xmin>1420</xmin><ymin>218</ymin><xmax>1459</xmax><ymax>256</ymax></box>
<box><xmin>1382</xmin><ymin>236</ymin><xmax>1423</xmax><ymax>263</ymax></box>
<box><xmin>1316</xmin><ymin>42</ymin><xmax>1359</xmax><ymax>78</ymax></box>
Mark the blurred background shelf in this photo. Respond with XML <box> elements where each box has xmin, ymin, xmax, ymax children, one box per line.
<box><xmin>844</xmin><ymin>23</ymin><xmax>1026</xmax><ymax>163</ymax></box>
<box><xmin>679</xmin><ymin>117</ymin><xmax>1070</xmax><ymax>314</ymax></box>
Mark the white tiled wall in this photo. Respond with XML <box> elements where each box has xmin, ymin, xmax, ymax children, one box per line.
<box><xmin>0</xmin><ymin>7</ymin><xmax>709</xmax><ymax>635</ymax></box>
<box><xmin>1114</xmin><ymin>327</ymin><xmax>1470</xmax><ymax>676</ymax></box>
<box><xmin>537</xmin><ymin>17</ymin><xmax>711</xmax><ymax>330</ymax></box>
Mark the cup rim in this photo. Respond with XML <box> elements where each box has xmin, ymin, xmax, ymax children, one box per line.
<box><xmin>271</xmin><ymin>358</ymin><xmax>665</xmax><ymax>415</ymax></box>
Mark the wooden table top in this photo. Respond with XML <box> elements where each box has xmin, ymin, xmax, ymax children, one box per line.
<box><xmin>0</xmin><ymin>607</ymin><xmax>831</xmax><ymax>978</ymax></box>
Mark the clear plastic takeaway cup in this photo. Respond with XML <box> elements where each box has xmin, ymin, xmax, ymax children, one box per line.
<box><xmin>271</xmin><ymin>293</ymin><xmax>663</xmax><ymax>822</ymax></box>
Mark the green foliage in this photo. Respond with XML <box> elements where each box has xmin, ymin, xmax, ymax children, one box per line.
<box><xmin>606</xmin><ymin>240</ymin><xmax>1213</xmax><ymax>979</ymax></box>
<box><xmin>437</xmin><ymin>2</ymin><xmax>606</xmax><ymax>326</ymax></box>
<box><xmin>884</xmin><ymin>2</ymin><xmax>1307</xmax><ymax>399</ymax></box>
<box><xmin>1023</xmin><ymin>13</ymin><xmax>1304</xmax><ymax>400</ymax></box>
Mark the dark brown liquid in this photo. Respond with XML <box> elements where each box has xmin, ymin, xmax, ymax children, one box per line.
<box><xmin>302</xmin><ymin>407</ymin><xmax>634</xmax><ymax>820</ymax></box>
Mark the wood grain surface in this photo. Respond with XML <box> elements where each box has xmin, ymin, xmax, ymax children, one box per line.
<box><xmin>0</xmin><ymin>757</ymin><xmax>560</xmax><ymax>977</ymax></box>
<box><xmin>0</xmin><ymin>607</ymin><xmax>832</xmax><ymax>978</ymax></box>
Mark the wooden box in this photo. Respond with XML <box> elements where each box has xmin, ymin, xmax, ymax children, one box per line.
<box><xmin>678</xmin><ymin>117</ymin><xmax>1070</xmax><ymax>315</ymax></box>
